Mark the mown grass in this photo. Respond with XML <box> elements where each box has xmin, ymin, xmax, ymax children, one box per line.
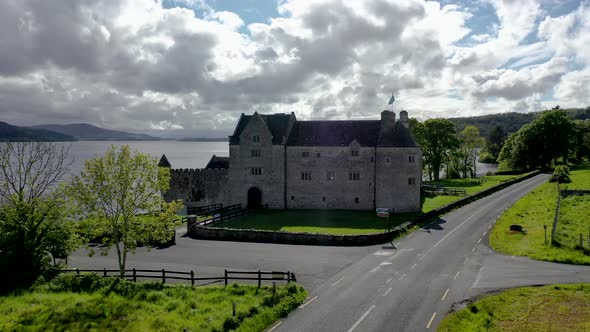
<box><xmin>438</xmin><ymin>284</ymin><xmax>590</xmax><ymax>332</ymax></box>
<box><xmin>0</xmin><ymin>274</ymin><xmax>306</xmax><ymax>332</ymax></box>
<box><xmin>490</xmin><ymin>168</ymin><xmax>590</xmax><ymax>265</ymax></box>
<box><xmin>215</xmin><ymin>209</ymin><xmax>418</xmax><ymax>235</ymax></box>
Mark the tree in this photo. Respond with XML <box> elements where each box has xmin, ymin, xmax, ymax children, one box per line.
<box><xmin>417</xmin><ymin>119</ymin><xmax>460</xmax><ymax>180</ymax></box>
<box><xmin>68</xmin><ymin>145</ymin><xmax>181</xmax><ymax>277</ymax></box>
<box><xmin>458</xmin><ymin>126</ymin><xmax>486</xmax><ymax>178</ymax></box>
<box><xmin>573</xmin><ymin>119</ymin><xmax>590</xmax><ymax>163</ymax></box>
<box><xmin>0</xmin><ymin>142</ymin><xmax>77</xmax><ymax>290</ymax></box>
<box><xmin>486</xmin><ymin>125</ymin><xmax>506</xmax><ymax>161</ymax></box>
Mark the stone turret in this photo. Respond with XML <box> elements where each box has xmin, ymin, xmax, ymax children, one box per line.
<box><xmin>380</xmin><ymin>110</ymin><xmax>396</xmax><ymax>132</ymax></box>
<box><xmin>399</xmin><ymin>110</ymin><xmax>409</xmax><ymax>128</ymax></box>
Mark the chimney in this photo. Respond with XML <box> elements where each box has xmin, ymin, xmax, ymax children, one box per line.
<box><xmin>399</xmin><ymin>110</ymin><xmax>409</xmax><ymax>128</ymax></box>
<box><xmin>380</xmin><ymin>110</ymin><xmax>396</xmax><ymax>132</ymax></box>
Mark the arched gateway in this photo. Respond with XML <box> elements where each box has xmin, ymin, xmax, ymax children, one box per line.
<box><xmin>247</xmin><ymin>187</ymin><xmax>262</xmax><ymax>209</ymax></box>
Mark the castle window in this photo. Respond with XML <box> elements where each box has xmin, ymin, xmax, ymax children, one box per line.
<box><xmin>370</xmin><ymin>156</ymin><xmax>374</xmax><ymax>162</ymax></box>
<box><xmin>251</xmin><ymin>149</ymin><xmax>261</xmax><ymax>157</ymax></box>
<box><xmin>322</xmin><ymin>197</ymin><xmax>326</xmax><ymax>201</ymax></box>
<box><xmin>250</xmin><ymin>168</ymin><xmax>262</xmax><ymax>176</ymax></box>
<box><xmin>252</xmin><ymin>135</ymin><xmax>260</xmax><ymax>143</ymax></box>
<box><xmin>291</xmin><ymin>196</ymin><xmax>295</xmax><ymax>200</ymax></box>
<box><xmin>386</xmin><ymin>157</ymin><xmax>391</xmax><ymax>164</ymax></box>
<box><xmin>302</xmin><ymin>151</ymin><xmax>310</xmax><ymax>158</ymax></box>
<box><xmin>349</xmin><ymin>172</ymin><xmax>360</xmax><ymax>181</ymax></box>
<box><xmin>351</xmin><ymin>149</ymin><xmax>359</xmax><ymax>157</ymax></box>
<box><xmin>354</xmin><ymin>197</ymin><xmax>359</xmax><ymax>204</ymax></box>
<box><xmin>327</xmin><ymin>171</ymin><xmax>335</xmax><ymax>180</ymax></box>
<box><xmin>301</xmin><ymin>172</ymin><xmax>312</xmax><ymax>181</ymax></box>
<box><xmin>409</xmin><ymin>155</ymin><xmax>416</xmax><ymax>163</ymax></box>
<box><xmin>316</xmin><ymin>152</ymin><xmax>321</xmax><ymax>158</ymax></box>
<box><xmin>408</xmin><ymin>177</ymin><xmax>416</xmax><ymax>185</ymax></box>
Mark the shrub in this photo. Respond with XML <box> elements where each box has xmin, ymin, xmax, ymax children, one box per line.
<box><xmin>550</xmin><ymin>165</ymin><xmax>571</xmax><ymax>183</ymax></box>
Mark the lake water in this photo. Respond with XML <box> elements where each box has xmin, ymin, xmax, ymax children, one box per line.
<box><xmin>56</xmin><ymin>141</ymin><xmax>229</xmax><ymax>177</ymax></box>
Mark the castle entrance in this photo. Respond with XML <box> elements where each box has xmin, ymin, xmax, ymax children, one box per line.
<box><xmin>247</xmin><ymin>187</ymin><xmax>262</xmax><ymax>209</ymax></box>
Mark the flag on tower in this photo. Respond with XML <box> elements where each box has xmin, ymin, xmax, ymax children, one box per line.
<box><xmin>388</xmin><ymin>93</ymin><xmax>395</xmax><ymax>105</ymax></box>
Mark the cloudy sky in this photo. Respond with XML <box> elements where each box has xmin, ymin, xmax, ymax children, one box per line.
<box><xmin>1</xmin><ymin>0</ymin><xmax>589</xmax><ymax>137</ymax></box>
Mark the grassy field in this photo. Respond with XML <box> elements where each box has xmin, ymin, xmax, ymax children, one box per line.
<box><xmin>438</xmin><ymin>284</ymin><xmax>590</xmax><ymax>332</ymax></box>
<box><xmin>0</xmin><ymin>274</ymin><xmax>306</xmax><ymax>332</ymax></box>
<box><xmin>216</xmin><ymin>209</ymin><xmax>418</xmax><ymax>235</ymax></box>
<box><xmin>490</xmin><ymin>167</ymin><xmax>590</xmax><ymax>265</ymax></box>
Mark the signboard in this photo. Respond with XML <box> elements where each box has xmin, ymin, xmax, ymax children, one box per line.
<box><xmin>376</xmin><ymin>208</ymin><xmax>390</xmax><ymax>218</ymax></box>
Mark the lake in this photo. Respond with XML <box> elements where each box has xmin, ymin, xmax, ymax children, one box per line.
<box><xmin>56</xmin><ymin>141</ymin><xmax>229</xmax><ymax>177</ymax></box>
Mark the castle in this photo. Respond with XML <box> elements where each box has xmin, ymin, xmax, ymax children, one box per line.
<box><xmin>165</xmin><ymin>110</ymin><xmax>422</xmax><ymax>213</ymax></box>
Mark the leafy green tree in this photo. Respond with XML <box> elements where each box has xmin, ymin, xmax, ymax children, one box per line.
<box><xmin>573</xmin><ymin>119</ymin><xmax>590</xmax><ymax>163</ymax></box>
<box><xmin>486</xmin><ymin>125</ymin><xmax>506</xmax><ymax>161</ymax></box>
<box><xmin>68</xmin><ymin>145</ymin><xmax>181</xmax><ymax>277</ymax></box>
<box><xmin>458</xmin><ymin>125</ymin><xmax>486</xmax><ymax>178</ymax></box>
<box><xmin>415</xmin><ymin>119</ymin><xmax>460</xmax><ymax>180</ymax></box>
<box><xmin>0</xmin><ymin>142</ymin><xmax>78</xmax><ymax>290</ymax></box>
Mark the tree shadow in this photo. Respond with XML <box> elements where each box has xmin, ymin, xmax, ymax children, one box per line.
<box><xmin>421</xmin><ymin>217</ymin><xmax>446</xmax><ymax>231</ymax></box>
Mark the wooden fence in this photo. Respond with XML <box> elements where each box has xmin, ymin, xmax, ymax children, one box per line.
<box><xmin>59</xmin><ymin>268</ymin><xmax>295</xmax><ymax>287</ymax></box>
<box><xmin>197</xmin><ymin>204</ymin><xmax>268</xmax><ymax>226</ymax></box>
<box><xmin>187</xmin><ymin>203</ymin><xmax>222</xmax><ymax>216</ymax></box>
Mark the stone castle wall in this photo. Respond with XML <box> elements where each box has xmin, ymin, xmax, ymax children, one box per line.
<box><xmin>165</xmin><ymin>168</ymin><xmax>230</xmax><ymax>208</ymax></box>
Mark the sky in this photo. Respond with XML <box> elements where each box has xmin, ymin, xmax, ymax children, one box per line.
<box><xmin>1</xmin><ymin>0</ymin><xmax>589</xmax><ymax>138</ymax></box>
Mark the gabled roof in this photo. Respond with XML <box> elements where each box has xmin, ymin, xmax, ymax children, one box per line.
<box><xmin>287</xmin><ymin>120</ymin><xmax>381</xmax><ymax>147</ymax></box>
<box><xmin>378</xmin><ymin>121</ymin><xmax>420</xmax><ymax>147</ymax></box>
<box><xmin>158</xmin><ymin>154</ymin><xmax>171</xmax><ymax>168</ymax></box>
<box><xmin>229</xmin><ymin>113</ymin><xmax>293</xmax><ymax>145</ymax></box>
<box><xmin>205</xmin><ymin>155</ymin><xmax>229</xmax><ymax>169</ymax></box>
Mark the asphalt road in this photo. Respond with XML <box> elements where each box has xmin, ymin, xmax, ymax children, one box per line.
<box><xmin>70</xmin><ymin>173</ymin><xmax>590</xmax><ymax>331</ymax></box>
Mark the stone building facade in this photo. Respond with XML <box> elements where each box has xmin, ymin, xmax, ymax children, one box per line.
<box><xmin>165</xmin><ymin>110</ymin><xmax>422</xmax><ymax>213</ymax></box>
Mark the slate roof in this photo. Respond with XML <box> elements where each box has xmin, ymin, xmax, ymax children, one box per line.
<box><xmin>205</xmin><ymin>155</ymin><xmax>229</xmax><ymax>169</ymax></box>
<box><xmin>229</xmin><ymin>113</ymin><xmax>293</xmax><ymax>145</ymax></box>
<box><xmin>377</xmin><ymin>121</ymin><xmax>420</xmax><ymax>147</ymax></box>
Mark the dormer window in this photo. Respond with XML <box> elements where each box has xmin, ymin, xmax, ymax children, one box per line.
<box><xmin>409</xmin><ymin>155</ymin><xmax>416</xmax><ymax>163</ymax></box>
<box><xmin>252</xmin><ymin>135</ymin><xmax>260</xmax><ymax>143</ymax></box>
<box><xmin>351</xmin><ymin>150</ymin><xmax>359</xmax><ymax>157</ymax></box>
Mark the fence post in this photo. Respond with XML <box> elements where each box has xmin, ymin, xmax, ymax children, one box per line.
<box><xmin>287</xmin><ymin>271</ymin><xmax>291</xmax><ymax>283</ymax></box>
<box><xmin>162</xmin><ymin>269</ymin><xmax>166</xmax><ymax>284</ymax></box>
<box><xmin>191</xmin><ymin>271</ymin><xmax>194</xmax><ymax>287</ymax></box>
<box><xmin>103</xmin><ymin>268</ymin><xmax>107</xmax><ymax>277</ymax></box>
<box><xmin>232</xmin><ymin>302</ymin><xmax>236</xmax><ymax>317</ymax></box>
<box><xmin>76</xmin><ymin>268</ymin><xmax>79</xmax><ymax>276</ymax></box>
<box><xmin>133</xmin><ymin>268</ymin><xmax>137</xmax><ymax>282</ymax></box>
<box><xmin>257</xmin><ymin>270</ymin><xmax>261</xmax><ymax>288</ymax></box>
<box><xmin>224</xmin><ymin>269</ymin><xmax>228</xmax><ymax>287</ymax></box>
<box><xmin>581</xmin><ymin>233</ymin><xmax>584</xmax><ymax>249</ymax></box>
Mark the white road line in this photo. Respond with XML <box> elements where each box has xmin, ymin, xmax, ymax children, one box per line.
<box><xmin>346</xmin><ymin>305</ymin><xmax>376</xmax><ymax>332</ymax></box>
<box><xmin>330</xmin><ymin>277</ymin><xmax>344</xmax><ymax>287</ymax></box>
<box><xmin>488</xmin><ymin>224</ymin><xmax>492</xmax><ymax>230</ymax></box>
<box><xmin>382</xmin><ymin>287</ymin><xmax>393</xmax><ymax>296</ymax></box>
<box><xmin>477</xmin><ymin>238</ymin><xmax>482</xmax><ymax>244</ymax></box>
<box><xmin>441</xmin><ymin>289</ymin><xmax>449</xmax><ymax>301</ymax></box>
<box><xmin>386</xmin><ymin>278</ymin><xmax>392</xmax><ymax>284</ymax></box>
<box><xmin>370</xmin><ymin>267</ymin><xmax>380</xmax><ymax>273</ymax></box>
<box><xmin>453</xmin><ymin>271</ymin><xmax>460</xmax><ymax>280</ymax></box>
<box><xmin>298</xmin><ymin>296</ymin><xmax>318</xmax><ymax>309</ymax></box>
<box><xmin>463</xmin><ymin>257</ymin><xmax>469</xmax><ymax>265</ymax></box>
<box><xmin>407</xmin><ymin>233</ymin><xmax>414</xmax><ymax>238</ymax></box>
<box><xmin>410</xmin><ymin>263</ymin><xmax>417</xmax><ymax>270</ymax></box>
<box><xmin>472</xmin><ymin>246</ymin><xmax>476</xmax><ymax>252</ymax></box>
<box><xmin>267</xmin><ymin>321</ymin><xmax>282</xmax><ymax>332</ymax></box>
<box><xmin>426</xmin><ymin>312</ymin><xmax>437</xmax><ymax>329</ymax></box>
<box><xmin>399</xmin><ymin>273</ymin><xmax>406</xmax><ymax>280</ymax></box>
<box><xmin>483</xmin><ymin>231</ymin><xmax>487</xmax><ymax>236</ymax></box>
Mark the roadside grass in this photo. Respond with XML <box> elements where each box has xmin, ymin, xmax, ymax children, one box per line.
<box><xmin>0</xmin><ymin>274</ymin><xmax>306</xmax><ymax>332</ymax></box>
<box><xmin>422</xmin><ymin>172</ymin><xmax>534</xmax><ymax>213</ymax></box>
<box><xmin>490</xmin><ymin>168</ymin><xmax>590</xmax><ymax>265</ymax></box>
<box><xmin>215</xmin><ymin>209</ymin><xmax>418</xmax><ymax>235</ymax></box>
<box><xmin>438</xmin><ymin>284</ymin><xmax>590</xmax><ymax>332</ymax></box>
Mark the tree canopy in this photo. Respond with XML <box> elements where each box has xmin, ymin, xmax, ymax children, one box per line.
<box><xmin>411</xmin><ymin>118</ymin><xmax>460</xmax><ymax>180</ymax></box>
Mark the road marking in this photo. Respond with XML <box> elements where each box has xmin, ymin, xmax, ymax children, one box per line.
<box><xmin>399</xmin><ymin>274</ymin><xmax>406</xmax><ymax>280</ymax></box>
<box><xmin>426</xmin><ymin>312</ymin><xmax>437</xmax><ymax>329</ymax></box>
<box><xmin>453</xmin><ymin>271</ymin><xmax>460</xmax><ymax>280</ymax></box>
<box><xmin>488</xmin><ymin>224</ymin><xmax>492</xmax><ymax>230</ymax></box>
<box><xmin>407</xmin><ymin>233</ymin><xmax>414</xmax><ymax>238</ymax></box>
<box><xmin>386</xmin><ymin>278</ymin><xmax>392</xmax><ymax>284</ymax></box>
<box><xmin>331</xmin><ymin>277</ymin><xmax>344</xmax><ymax>287</ymax></box>
<box><xmin>441</xmin><ymin>289</ymin><xmax>449</xmax><ymax>301</ymax></box>
<box><xmin>298</xmin><ymin>296</ymin><xmax>318</xmax><ymax>309</ymax></box>
<box><xmin>477</xmin><ymin>238</ymin><xmax>482</xmax><ymax>244</ymax></box>
<box><xmin>346</xmin><ymin>305</ymin><xmax>376</xmax><ymax>332</ymax></box>
<box><xmin>472</xmin><ymin>246</ymin><xmax>476</xmax><ymax>252</ymax></box>
<box><xmin>370</xmin><ymin>267</ymin><xmax>380</xmax><ymax>273</ymax></box>
<box><xmin>382</xmin><ymin>287</ymin><xmax>393</xmax><ymax>296</ymax></box>
<box><xmin>410</xmin><ymin>263</ymin><xmax>417</xmax><ymax>270</ymax></box>
<box><xmin>483</xmin><ymin>231</ymin><xmax>487</xmax><ymax>236</ymax></box>
<box><xmin>373</xmin><ymin>250</ymin><xmax>394</xmax><ymax>256</ymax></box>
<box><xmin>267</xmin><ymin>321</ymin><xmax>282</xmax><ymax>332</ymax></box>
<box><xmin>380</xmin><ymin>262</ymin><xmax>392</xmax><ymax>266</ymax></box>
<box><xmin>463</xmin><ymin>257</ymin><xmax>469</xmax><ymax>265</ymax></box>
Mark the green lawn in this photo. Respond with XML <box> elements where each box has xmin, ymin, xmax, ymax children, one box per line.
<box><xmin>438</xmin><ymin>284</ymin><xmax>590</xmax><ymax>332</ymax></box>
<box><xmin>0</xmin><ymin>274</ymin><xmax>306</xmax><ymax>332</ymax></box>
<box><xmin>490</xmin><ymin>168</ymin><xmax>590</xmax><ymax>265</ymax></box>
<box><xmin>215</xmin><ymin>209</ymin><xmax>418</xmax><ymax>235</ymax></box>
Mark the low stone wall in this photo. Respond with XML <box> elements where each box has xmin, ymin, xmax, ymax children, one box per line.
<box><xmin>561</xmin><ymin>189</ymin><xmax>590</xmax><ymax>198</ymax></box>
<box><xmin>187</xmin><ymin>171</ymin><xmax>543</xmax><ymax>246</ymax></box>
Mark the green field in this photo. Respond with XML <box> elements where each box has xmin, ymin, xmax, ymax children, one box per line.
<box><xmin>490</xmin><ymin>167</ymin><xmax>590</xmax><ymax>265</ymax></box>
<box><xmin>438</xmin><ymin>284</ymin><xmax>590</xmax><ymax>332</ymax></box>
<box><xmin>0</xmin><ymin>274</ymin><xmax>306</xmax><ymax>332</ymax></box>
<box><xmin>215</xmin><ymin>209</ymin><xmax>417</xmax><ymax>235</ymax></box>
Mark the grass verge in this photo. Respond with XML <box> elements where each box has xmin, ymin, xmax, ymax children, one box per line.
<box><xmin>438</xmin><ymin>284</ymin><xmax>590</xmax><ymax>332</ymax></box>
<box><xmin>490</xmin><ymin>168</ymin><xmax>590</xmax><ymax>265</ymax></box>
<box><xmin>0</xmin><ymin>274</ymin><xmax>306</xmax><ymax>332</ymax></box>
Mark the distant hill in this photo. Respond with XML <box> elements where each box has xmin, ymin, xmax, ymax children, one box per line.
<box><xmin>33</xmin><ymin>123</ymin><xmax>160</xmax><ymax>141</ymax></box>
<box><xmin>0</xmin><ymin>121</ymin><xmax>77</xmax><ymax>141</ymax></box>
<box><xmin>177</xmin><ymin>137</ymin><xmax>229</xmax><ymax>142</ymax></box>
<box><xmin>447</xmin><ymin>107</ymin><xmax>590</xmax><ymax>137</ymax></box>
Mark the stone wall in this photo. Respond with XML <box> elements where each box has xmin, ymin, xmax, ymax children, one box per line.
<box><xmin>375</xmin><ymin>147</ymin><xmax>422</xmax><ymax>212</ymax></box>
<box><xmin>165</xmin><ymin>168</ymin><xmax>230</xmax><ymax>208</ymax></box>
